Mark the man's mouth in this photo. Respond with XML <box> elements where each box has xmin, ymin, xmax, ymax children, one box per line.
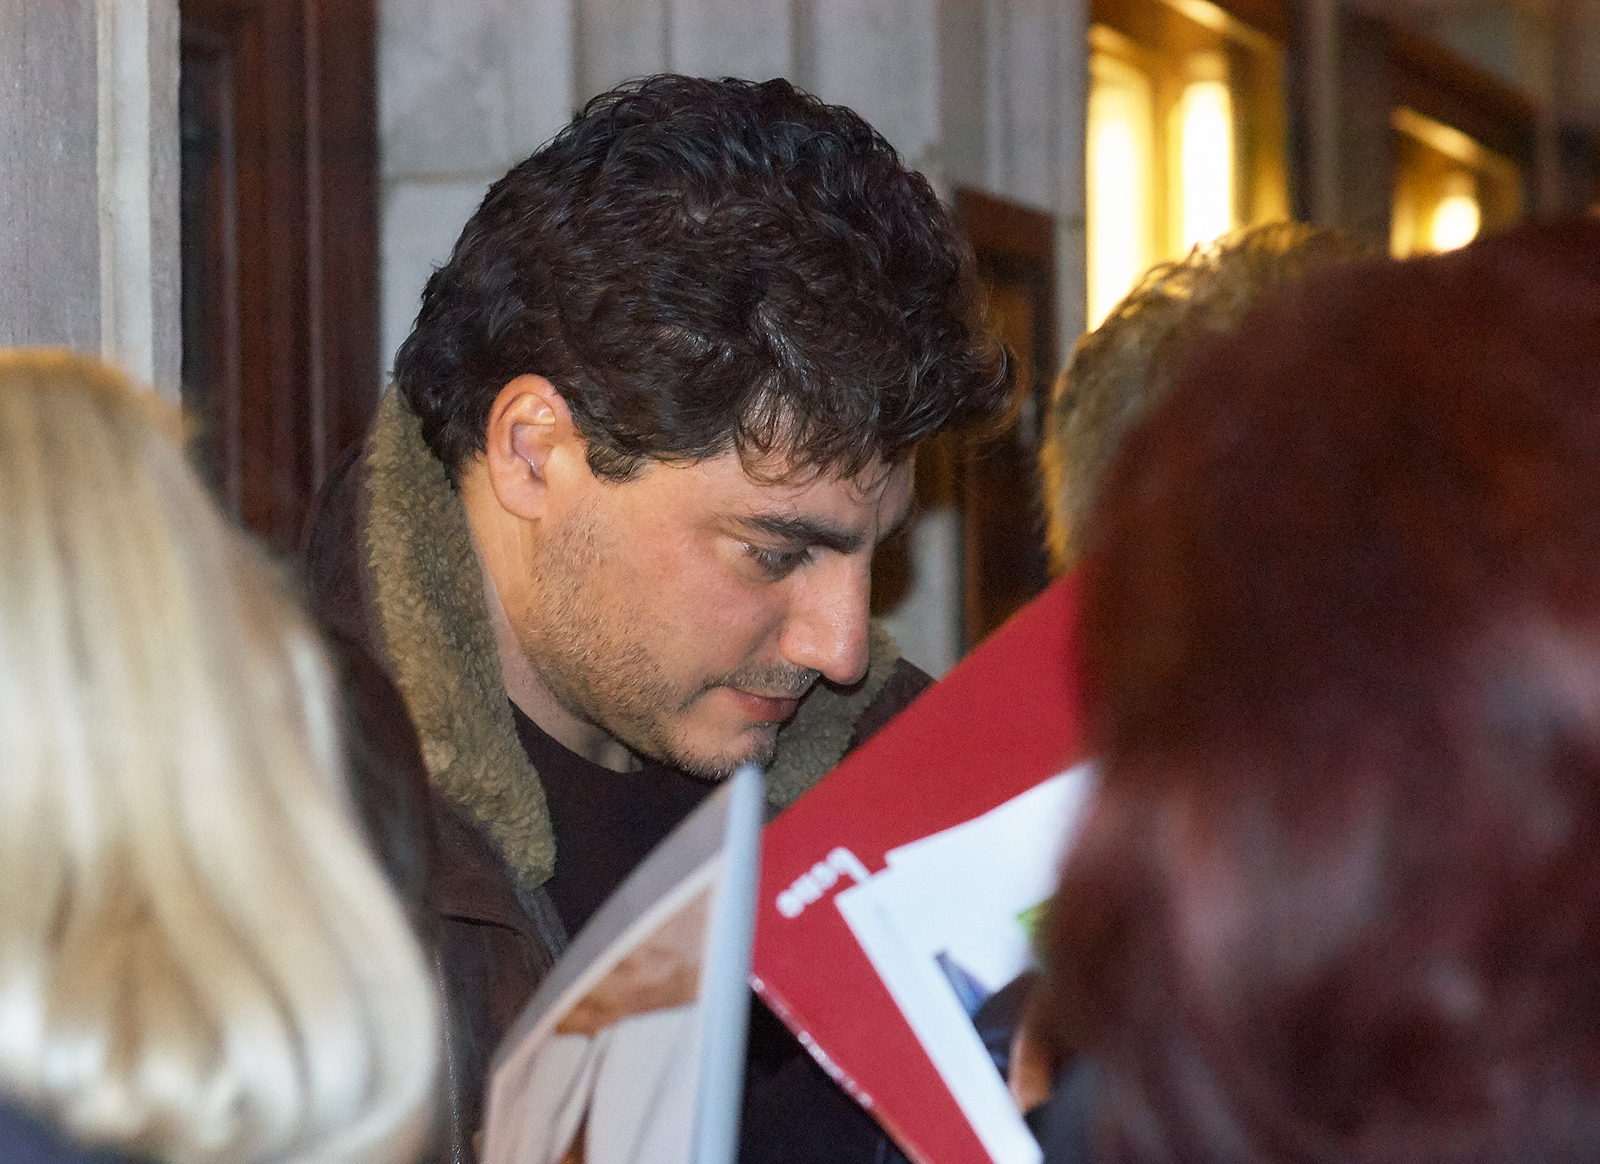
<box><xmin>725</xmin><ymin>688</ymin><xmax>804</xmax><ymax>723</ymax></box>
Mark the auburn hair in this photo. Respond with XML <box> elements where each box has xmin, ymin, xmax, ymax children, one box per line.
<box><xmin>1047</xmin><ymin>220</ymin><xmax>1600</xmax><ymax>1164</ymax></box>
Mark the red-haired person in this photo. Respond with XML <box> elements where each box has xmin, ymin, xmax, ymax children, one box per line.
<box><xmin>1040</xmin><ymin>221</ymin><xmax>1600</xmax><ymax>1164</ymax></box>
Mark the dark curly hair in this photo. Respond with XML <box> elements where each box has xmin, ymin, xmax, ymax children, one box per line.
<box><xmin>394</xmin><ymin>74</ymin><xmax>1011</xmax><ymax>483</ymax></box>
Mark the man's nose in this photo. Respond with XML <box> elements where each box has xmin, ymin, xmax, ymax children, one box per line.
<box><xmin>778</xmin><ymin>562</ymin><xmax>871</xmax><ymax>686</ymax></box>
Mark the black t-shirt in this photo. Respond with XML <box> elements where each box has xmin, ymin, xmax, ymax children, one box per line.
<box><xmin>509</xmin><ymin>701</ymin><xmax>716</xmax><ymax>935</ymax></box>
<box><xmin>507</xmin><ymin>700</ymin><xmax>904</xmax><ymax>1164</ymax></box>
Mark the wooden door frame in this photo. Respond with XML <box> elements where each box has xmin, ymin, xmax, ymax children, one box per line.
<box><xmin>955</xmin><ymin>188</ymin><xmax>1057</xmax><ymax>651</ymax></box>
<box><xmin>180</xmin><ymin>0</ymin><xmax>378</xmax><ymax>552</ymax></box>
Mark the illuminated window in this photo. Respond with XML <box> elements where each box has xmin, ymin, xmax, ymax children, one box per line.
<box><xmin>1087</xmin><ymin>0</ymin><xmax>1287</xmax><ymax>328</ymax></box>
<box><xmin>1174</xmin><ymin>65</ymin><xmax>1234</xmax><ymax>251</ymax></box>
<box><xmin>1087</xmin><ymin>47</ymin><xmax>1155</xmax><ymax>328</ymax></box>
<box><xmin>1391</xmin><ymin>107</ymin><xmax>1520</xmax><ymax>258</ymax></box>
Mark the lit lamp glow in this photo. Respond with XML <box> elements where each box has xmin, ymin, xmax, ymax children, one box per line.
<box><xmin>1428</xmin><ymin>173</ymin><xmax>1480</xmax><ymax>252</ymax></box>
<box><xmin>1087</xmin><ymin>55</ymin><xmax>1153</xmax><ymax>328</ymax></box>
<box><xmin>1176</xmin><ymin>79</ymin><xmax>1233</xmax><ymax>251</ymax></box>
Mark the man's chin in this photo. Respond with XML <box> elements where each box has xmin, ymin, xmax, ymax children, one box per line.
<box><xmin>607</xmin><ymin>690</ymin><xmax>791</xmax><ymax>780</ymax></box>
<box><xmin>661</xmin><ymin>723</ymin><xmax>781</xmax><ymax>781</ymax></box>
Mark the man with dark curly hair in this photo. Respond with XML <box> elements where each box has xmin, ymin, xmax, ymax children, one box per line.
<box><xmin>305</xmin><ymin>74</ymin><xmax>1010</xmax><ymax>1162</ymax></box>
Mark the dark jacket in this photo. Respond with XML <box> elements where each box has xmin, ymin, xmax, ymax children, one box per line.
<box><xmin>0</xmin><ymin>1103</ymin><xmax>149</xmax><ymax>1164</ymax></box>
<box><xmin>303</xmin><ymin>388</ymin><xmax>932</xmax><ymax>1162</ymax></box>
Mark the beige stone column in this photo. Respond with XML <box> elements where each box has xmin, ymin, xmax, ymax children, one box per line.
<box><xmin>1</xmin><ymin>3</ymin><xmax>102</xmax><ymax>356</ymax></box>
<box><xmin>97</xmin><ymin>0</ymin><xmax>180</xmax><ymax>398</ymax></box>
<box><xmin>0</xmin><ymin>0</ymin><xmax>179</xmax><ymax>401</ymax></box>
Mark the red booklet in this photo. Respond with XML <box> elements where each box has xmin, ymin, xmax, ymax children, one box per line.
<box><xmin>752</xmin><ymin>575</ymin><xmax>1091</xmax><ymax>1164</ymax></box>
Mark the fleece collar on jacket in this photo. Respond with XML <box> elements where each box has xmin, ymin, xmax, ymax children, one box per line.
<box><xmin>362</xmin><ymin>388</ymin><xmax>900</xmax><ymax>892</ymax></box>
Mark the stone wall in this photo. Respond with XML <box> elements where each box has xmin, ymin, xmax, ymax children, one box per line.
<box><xmin>0</xmin><ymin>0</ymin><xmax>179</xmax><ymax>400</ymax></box>
<box><xmin>1</xmin><ymin>2</ymin><xmax>102</xmax><ymax>357</ymax></box>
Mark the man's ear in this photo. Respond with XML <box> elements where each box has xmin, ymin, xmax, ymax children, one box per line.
<box><xmin>482</xmin><ymin>374</ymin><xmax>583</xmax><ymax>521</ymax></box>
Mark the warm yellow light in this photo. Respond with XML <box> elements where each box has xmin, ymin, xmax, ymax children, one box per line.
<box><xmin>1177</xmin><ymin>79</ymin><xmax>1233</xmax><ymax>251</ymax></box>
<box><xmin>1087</xmin><ymin>54</ymin><xmax>1154</xmax><ymax>329</ymax></box>
<box><xmin>1429</xmin><ymin>181</ymin><xmax>1480</xmax><ymax>252</ymax></box>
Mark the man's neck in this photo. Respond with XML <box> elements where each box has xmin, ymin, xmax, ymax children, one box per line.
<box><xmin>477</xmin><ymin>562</ymin><xmax>643</xmax><ymax>774</ymax></box>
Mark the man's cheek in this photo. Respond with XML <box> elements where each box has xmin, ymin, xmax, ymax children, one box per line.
<box><xmin>681</xmin><ymin>602</ymin><xmax>780</xmax><ymax>674</ymax></box>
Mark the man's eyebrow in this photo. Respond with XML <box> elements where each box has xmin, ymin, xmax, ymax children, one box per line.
<box><xmin>739</xmin><ymin>514</ymin><xmax>864</xmax><ymax>554</ymax></box>
<box><xmin>739</xmin><ymin>499</ymin><xmax>921</xmax><ymax>555</ymax></box>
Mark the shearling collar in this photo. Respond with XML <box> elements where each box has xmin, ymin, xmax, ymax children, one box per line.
<box><xmin>362</xmin><ymin>388</ymin><xmax>900</xmax><ymax>892</ymax></box>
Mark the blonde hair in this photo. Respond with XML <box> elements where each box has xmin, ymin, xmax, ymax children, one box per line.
<box><xmin>1040</xmin><ymin>223</ymin><xmax>1370</xmax><ymax>573</ymax></box>
<box><xmin>0</xmin><ymin>350</ymin><xmax>439</xmax><ymax>1163</ymax></box>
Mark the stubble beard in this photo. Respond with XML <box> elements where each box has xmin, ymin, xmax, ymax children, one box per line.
<box><xmin>518</xmin><ymin>502</ymin><xmax>818</xmax><ymax>780</ymax></box>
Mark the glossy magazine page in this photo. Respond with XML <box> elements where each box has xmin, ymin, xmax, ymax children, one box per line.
<box><xmin>484</xmin><ymin>766</ymin><xmax>763</xmax><ymax>1164</ymax></box>
<box><xmin>752</xmin><ymin>578</ymin><xmax>1089</xmax><ymax>1164</ymax></box>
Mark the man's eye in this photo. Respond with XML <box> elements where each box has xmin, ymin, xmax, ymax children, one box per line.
<box><xmin>747</xmin><ymin>545</ymin><xmax>811</xmax><ymax>577</ymax></box>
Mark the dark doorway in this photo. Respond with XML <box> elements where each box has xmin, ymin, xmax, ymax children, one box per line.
<box><xmin>180</xmin><ymin>0</ymin><xmax>379</xmax><ymax>553</ymax></box>
<box><xmin>955</xmin><ymin>188</ymin><xmax>1056</xmax><ymax>650</ymax></box>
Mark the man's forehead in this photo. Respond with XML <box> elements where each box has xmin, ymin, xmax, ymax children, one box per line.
<box><xmin>745</xmin><ymin>454</ymin><xmax>911</xmax><ymax>518</ymax></box>
<box><xmin>733</xmin><ymin>446</ymin><xmax>911</xmax><ymax>497</ymax></box>
<box><xmin>617</xmin><ymin>444</ymin><xmax>910</xmax><ymax>498</ymax></box>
